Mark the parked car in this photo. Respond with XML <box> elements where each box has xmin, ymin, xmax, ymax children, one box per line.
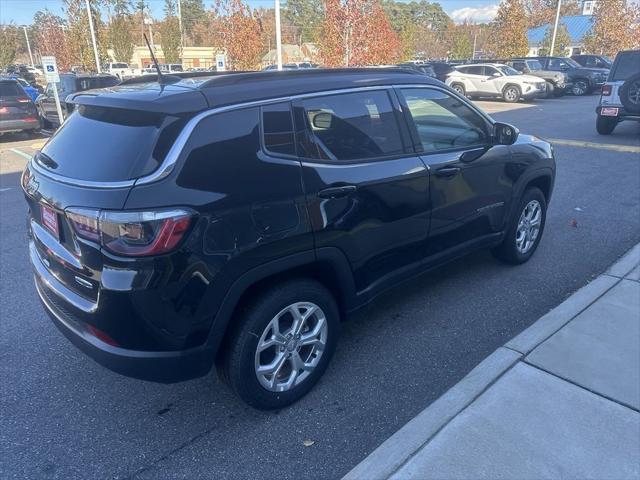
<box><xmin>446</xmin><ymin>63</ymin><xmax>547</xmax><ymax>102</ymax></box>
<box><xmin>103</xmin><ymin>62</ymin><xmax>140</xmax><ymax>80</ymax></box>
<box><xmin>36</xmin><ymin>73</ymin><xmax>120</xmax><ymax>128</ymax></box>
<box><xmin>23</xmin><ymin>68</ymin><xmax>555</xmax><ymax>409</ymax></box>
<box><xmin>159</xmin><ymin>63</ymin><xmax>184</xmax><ymax>73</ymax></box>
<box><xmin>596</xmin><ymin>50</ymin><xmax>640</xmax><ymax>134</ymax></box>
<box><xmin>571</xmin><ymin>54</ymin><xmax>612</xmax><ymax>70</ymax></box>
<box><xmin>497</xmin><ymin>58</ymin><xmax>571</xmax><ymax>97</ymax></box>
<box><xmin>11</xmin><ymin>76</ymin><xmax>41</xmax><ymax>102</ymax></box>
<box><xmin>4</xmin><ymin>64</ymin><xmax>37</xmax><ymax>86</ymax></box>
<box><xmin>427</xmin><ymin>61</ymin><xmax>455</xmax><ymax>82</ymax></box>
<box><xmin>0</xmin><ymin>77</ymin><xmax>40</xmax><ymax>135</ymax></box>
<box><xmin>397</xmin><ymin>62</ymin><xmax>437</xmax><ymax>78</ymax></box>
<box><xmin>523</xmin><ymin>56</ymin><xmax>608</xmax><ymax>95</ymax></box>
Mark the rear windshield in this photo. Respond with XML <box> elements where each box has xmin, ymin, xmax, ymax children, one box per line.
<box><xmin>611</xmin><ymin>51</ymin><xmax>640</xmax><ymax>81</ymax></box>
<box><xmin>0</xmin><ymin>81</ymin><xmax>24</xmax><ymax>97</ymax></box>
<box><xmin>40</xmin><ymin>105</ymin><xmax>181</xmax><ymax>182</ymax></box>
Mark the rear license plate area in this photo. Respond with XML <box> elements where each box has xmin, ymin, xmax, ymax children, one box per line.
<box><xmin>41</xmin><ymin>204</ymin><xmax>59</xmax><ymax>239</ymax></box>
<box><xmin>601</xmin><ymin>107</ymin><xmax>619</xmax><ymax>117</ymax></box>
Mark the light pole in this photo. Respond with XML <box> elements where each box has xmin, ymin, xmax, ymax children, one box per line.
<box><xmin>274</xmin><ymin>0</ymin><xmax>283</xmax><ymax>70</ymax></box>
<box><xmin>177</xmin><ymin>0</ymin><xmax>184</xmax><ymax>58</ymax></box>
<box><xmin>550</xmin><ymin>0</ymin><xmax>562</xmax><ymax>56</ymax></box>
<box><xmin>21</xmin><ymin>26</ymin><xmax>34</xmax><ymax>67</ymax></box>
<box><xmin>85</xmin><ymin>0</ymin><xmax>102</xmax><ymax>73</ymax></box>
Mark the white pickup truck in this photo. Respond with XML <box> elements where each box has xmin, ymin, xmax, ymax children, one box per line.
<box><xmin>103</xmin><ymin>63</ymin><xmax>141</xmax><ymax>80</ymax></box>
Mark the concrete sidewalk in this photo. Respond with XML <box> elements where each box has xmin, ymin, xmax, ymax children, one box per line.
<box><xmin>345</xmin><ymin>244</ymin><xmax>640</xmax><ymax>480</ymax></box>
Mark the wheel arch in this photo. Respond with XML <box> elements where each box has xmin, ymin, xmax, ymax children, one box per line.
<box><xmin>208</xmin><ymin>247</ymin><xmax>356</xmax><ymax>362</ymax></box>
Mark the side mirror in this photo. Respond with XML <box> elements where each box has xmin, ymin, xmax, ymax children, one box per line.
<box><xmin>491</xmin><ymin>72</ymin><xmax>501</xmax><ymax>78</ymax></box>
<box><xmin>493</xmin><ymin>122</ymin><xmax>519</xmax><ymax>145</ymax></box>
<box><xmin>311</xmin><ymin>112</ymin><xmax>333</xmax><ymax>129</ymax></box>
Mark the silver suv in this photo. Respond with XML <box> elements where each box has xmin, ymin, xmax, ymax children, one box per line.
<box><xmin>596</xmin><ymin>50</ymin><xmax>640</xmax><ymax>135</ymax></box>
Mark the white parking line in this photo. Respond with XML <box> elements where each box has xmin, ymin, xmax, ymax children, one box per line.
<box><xmin>548</xmin><ymin>139</ymin><xmax>640</xmax><ymax>154</ymax></box>
<box><xmin>0</xmin><ymin>188</ymin><xmax>12</xmax><ymax>192</ymax></box>
<box><xmin>9</xmin><ymin>148</ymin><xmax>33</xmax><ymax>160</ymax></box>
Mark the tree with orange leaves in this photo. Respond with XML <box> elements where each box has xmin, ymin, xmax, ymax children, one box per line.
<box><xmin>214</xmin><ymin>0</ymin><xmax>264</xmax><ymax>70</ymax></box>
<box><xmin>320</xmin><ymin>0</ymin><xmax>401</xmax><ymax>67</ymax></box>
<box><xmin>34</xmin><ymin>10</ymin><xmax>73</xmax><ymax>72</ymax></box>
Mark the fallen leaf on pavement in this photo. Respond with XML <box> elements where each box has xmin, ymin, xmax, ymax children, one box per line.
<box><xmin>303</xmin><ymin>440</ymin><xmax>315</xmax><ymax>447</ymax></box>
<box><xmin>569</xmin><ymin>219</ymin><xmax>578</xmax><ymax>228</ymax></box>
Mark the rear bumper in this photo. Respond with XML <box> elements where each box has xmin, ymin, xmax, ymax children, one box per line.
<box><xmin>0</xmin><ymin>118</ymin><xmax>39</xmax><ymax>133</ymax></box>
<box><xmin>596</xmin><ymin>105</ymin><xmax>640</xmax><ymax>122</ymax></box>
<box><xmin>31</xmin><ymin>242</ymin><xmax>215</xmax><ymax>383</ymax></box>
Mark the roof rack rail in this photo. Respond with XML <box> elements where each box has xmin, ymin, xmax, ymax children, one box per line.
<box><xmin>118</xmin><ymin>70</ymin><xmax>234</xmax><ymax>86</ymax></box>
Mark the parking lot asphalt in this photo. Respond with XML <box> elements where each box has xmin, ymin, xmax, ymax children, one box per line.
<box><xmin>1</xmin><ymin>94</ymin><xmax>639</xmax><ymax>480</ymax></box>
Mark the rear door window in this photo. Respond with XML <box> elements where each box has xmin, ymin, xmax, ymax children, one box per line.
<box><xmin>466</xmin><ymin>66</ymin><xmax>485</xmax><ymax>76</ymax></box>
<box><xmin>40</xmin><ymin>105</ymin><xmax>175</xmax><ymax>182</ymax></box>
<box><xmin>294</xmin><ymin>90</ymin><xmax>404</xmax><ymax>162</ymax></box>
<box><xmin>262</xmin><ymin>102</ymin><xmax>295</xmax><ymax>156</ymax></box>
<box><xmin>0</xmin><ymin>81</ymin><xmax>24</xmax><ymax>97</ymax></box>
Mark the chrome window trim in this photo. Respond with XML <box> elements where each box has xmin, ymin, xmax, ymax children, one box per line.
<box><xmin>29</xmin><ymin>83</ymin><xmax>449</xmax><ymax>189</ymax></box>
<box><xmin>30</xmin><ymin>158</ymin><xmax>136</xmax><ymax>189</ymax></box>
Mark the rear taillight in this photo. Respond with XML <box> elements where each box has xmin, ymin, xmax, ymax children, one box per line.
<box><xmin>0</xmin><ymin>107</ymin><xmax>8</xmax><ymax>114</ymax></box>
<box><xmin>601</xmin><ymin>84</ymin><xmax>612</xmax><ymax>96</ymax></box>
<box><xmin>66</xmin><ymin>208</ymin><xmax>193</xmax><ymax>257</ymax></box>
<box><xmin>17</xmin><ymin>98</ymin><xmax>30</xmax><ymax>103</ymax></box>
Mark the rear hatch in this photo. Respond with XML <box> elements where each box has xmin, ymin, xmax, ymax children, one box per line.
<box><xmin>24</xmin><ymin>84</ymin><xmax>206</xmax><ymax>301</ymax></box>
<box><xmin>0</xmin><ymin>80</ymin><xmax>38</xmax><ymax>122</ymax></box>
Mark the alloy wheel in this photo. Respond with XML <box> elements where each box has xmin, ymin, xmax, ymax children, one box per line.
<box><xmin>516</xmin><ymin>200</ymin><xmax>542</xmax><ymax>254</ymax></box>
<box><xmin>254</xmin><ymin>302</ymin><xmax>328</xmax><ymax>392</ymax></box>
<box><xmin>573</xmin><ymin>80</ymin><xmax>587</xmax><ymax>96</ymax></box>
<box><xmin>504</xmin><ymin>87</ymin><xmax>519</xmax><ymax>102</ymax></box>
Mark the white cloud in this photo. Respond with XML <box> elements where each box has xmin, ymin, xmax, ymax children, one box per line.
<box><xmin>450</xmin><ymin>4</ymin><xmax>500</xmax><ymax>24</ymax></box>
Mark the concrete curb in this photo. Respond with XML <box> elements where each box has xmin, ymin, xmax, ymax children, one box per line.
<box><xmin>343</xmin><ymin>242</ymin><xmax>640</xmax><ymax>480</ymax></box>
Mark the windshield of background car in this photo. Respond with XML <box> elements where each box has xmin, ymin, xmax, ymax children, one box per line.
<box><xmin>526</xmin><ymin>60</ymin><xmax>543</xmax><ymax>71</ymax></box>
<box><xmin>611</xmin><ymin>51</ymin><xmax>640</xmax><ymax>81</ymax></box>
<box><xmin>498</xmin><ymin>65</ymin><xmax>521</xmax><ymax>76</ymax></box>
<box><xmin>39</xmin><ymin>105</ymin><xmax>181</xmax><ymax>182</ymax></box>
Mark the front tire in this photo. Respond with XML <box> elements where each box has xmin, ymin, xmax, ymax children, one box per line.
<box><xmin>492</xmin><ymin>187</ymin><xmax>547</xmax><ymax>264</ymax></box>
<box><xmin>503</xmin><ymin>85</ymin><xmax>521</xmax><ymax>103</ymax></box>
<box><xmin>221</xmin><ymin>279</ymin><xmax>339</xmax><ymax>410</ymax></box>
<box><xmin>545</xmin><ymin>81</ymin><xmax>555</xmax><ymax>98</ymax></box>
<box><xmin>596</xmin><ymin>115</ymin><xmax>617</xmax><ymax>135</ymax></box>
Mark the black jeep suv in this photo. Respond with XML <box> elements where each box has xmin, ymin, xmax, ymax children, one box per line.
<box><xmin>23</xmin><ymin>69</ymin><xmax>555</xmax><ymax>409</ymax></box>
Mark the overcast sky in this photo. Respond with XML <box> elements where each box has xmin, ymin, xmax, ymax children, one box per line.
<box><xmin>0</xmin><ymin>0</ymin><xmax>502</xmax><ymax>25</ymax></box>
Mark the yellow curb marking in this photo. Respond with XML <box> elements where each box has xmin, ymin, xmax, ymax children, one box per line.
<box><xmin>548</xmin><ymin>138</ymin><xmax>640</xmax><ymax>154</ymax></box>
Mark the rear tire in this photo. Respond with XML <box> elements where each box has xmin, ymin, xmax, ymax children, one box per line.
<box><xmin>596</xmin><ymin>115</ymin><xmax>617</xmax><ymax>135</ymax></box>
<box><xmin>451</xmin><ymin>83</ymin><xmax>466</xmax><ymax>97</ymax></box>
<box><xmin>572</xmin><ymin>79</ymin><xmax>589</xmax><ymax>96</ymax></box>
<box><xmin>221</xmin><ymin>279</ymin><xmax>339</xmax><ymax>410</ymax></box>
<box><xmin>503</xmin><ymin>85</ymin><xmax>521</xmax><ymax>103</ymax></box>
<box><xmin>492</xmin><ymin>187</ymin><xmax>547</xmax><ymax>265</ymax></box>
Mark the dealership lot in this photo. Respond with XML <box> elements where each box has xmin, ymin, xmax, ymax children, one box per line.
<box><xmin>1</xmin><ymin>94</ymin><xmax>639</xmax><ymax>479</ymax></box>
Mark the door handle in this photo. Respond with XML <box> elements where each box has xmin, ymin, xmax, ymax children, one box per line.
<box><xmin>434</xmin><ymin>167</ymin><xmax>460</xmax><ymax>177</ymax></box>
<box><xmin>318</xmin><ymin>185</ymin><xmax>357</xmax><ymax>199</ymax></box>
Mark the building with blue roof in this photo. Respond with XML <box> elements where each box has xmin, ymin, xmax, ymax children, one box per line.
<box><xmin>527</xmin><ymin>1</ymin><xmax>597</xmax><ymax>56</ymax></box>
